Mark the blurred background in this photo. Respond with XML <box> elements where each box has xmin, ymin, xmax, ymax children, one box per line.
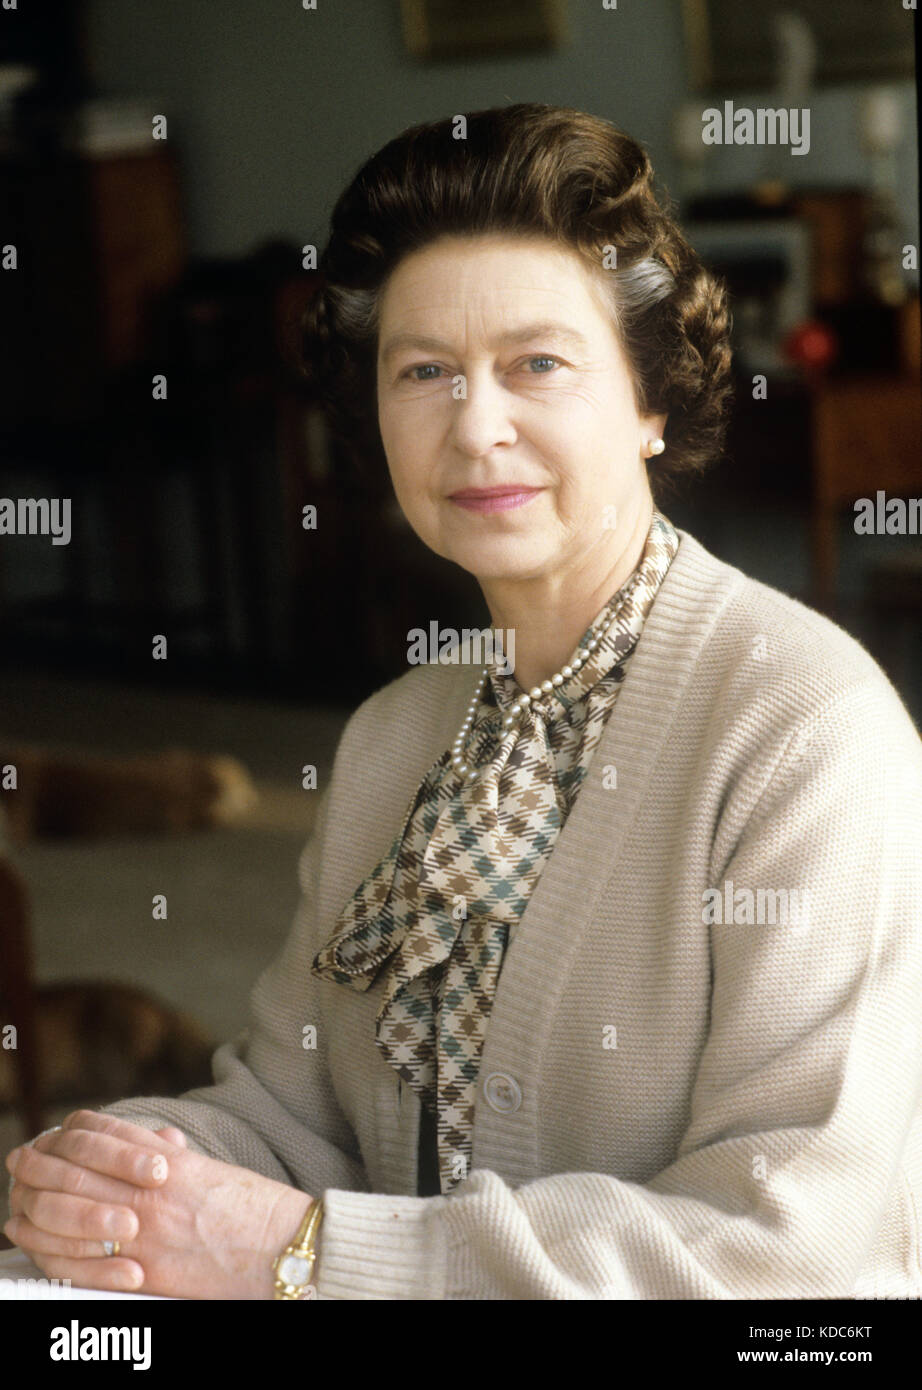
<box><xmin>0</xmin><ymin>1</ymin><xmax>919</xmax><ymax>1160</ymax></box>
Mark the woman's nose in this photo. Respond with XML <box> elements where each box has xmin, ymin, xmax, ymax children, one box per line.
<box><xmin>447</xmin><ymin>370</ymin><xmax>518</xmax><ymax>457</ymax></box>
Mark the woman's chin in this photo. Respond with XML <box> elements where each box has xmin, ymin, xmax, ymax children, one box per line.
<box><xmin>445</xmin><ymin>541</ymin><xmax>553</xmax><ymax>583</ymax></box>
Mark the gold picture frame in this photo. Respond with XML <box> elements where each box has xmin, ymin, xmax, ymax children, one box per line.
<box><xmin>682</xmin><ymin>0</ymin><xmax>915</xmax><ymax>92</ymax></box>
<box><xmin>400</xmin><ymin>0</ymin><xmax>568</xmax><ymax>62</ymax></box>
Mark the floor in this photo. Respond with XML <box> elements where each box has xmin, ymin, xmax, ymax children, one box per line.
<box><xmin>0</xmin><ymin>674</ymin><xmax>350</xmax><ymax>1167</ymax></box>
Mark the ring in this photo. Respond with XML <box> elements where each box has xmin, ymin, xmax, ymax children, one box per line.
<box><xmin>102</xmin><ymin>1240</ymin><xmax>121</xmax><ymax>1257</ymax></box>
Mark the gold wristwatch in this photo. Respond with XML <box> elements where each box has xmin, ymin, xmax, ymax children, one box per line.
<box><xmin>272</xmin><ymin>1198</ymin><xmax>324</xmax><ymax>1300</ymax></box>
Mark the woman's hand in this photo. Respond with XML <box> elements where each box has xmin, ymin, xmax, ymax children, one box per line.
<box><xmin>3</xmin><ymin>1110</ymin><xmax>315</xmax><ymax>1299</ymax></box>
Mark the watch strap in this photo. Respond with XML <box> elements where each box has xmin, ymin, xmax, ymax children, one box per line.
<box><xmin>272</xmin><ymin>1197</ymin><xmax>324</xmax><ymax>1300</ymax></box>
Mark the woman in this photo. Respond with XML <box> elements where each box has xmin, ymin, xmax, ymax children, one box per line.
<box><xmin>5</xmin><ymin>104</ymin><xmax>922</xmax><ymax>1300</ymax></box>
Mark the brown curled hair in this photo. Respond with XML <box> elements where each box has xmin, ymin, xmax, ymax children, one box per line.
<box><xmin>297</xmin><ymin>103</ymin><xmax>734</xmax><ymax>501</ymax></box>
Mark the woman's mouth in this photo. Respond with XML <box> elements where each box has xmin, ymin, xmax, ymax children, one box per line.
<box><xmin>448</xmin><ymin>487</ymin><xmax>543</xmax><ymax>514</ymax></box>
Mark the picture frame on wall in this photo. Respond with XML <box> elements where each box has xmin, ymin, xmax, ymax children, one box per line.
<box><xmin>400</xmin><ymin>0</ymin><xmax>568</xmax><ymax>62</ymax></box>
<box><xmin>682</xmin><ymin>0</ymin><xmax>915</xmax><ymax>92</ymax></box>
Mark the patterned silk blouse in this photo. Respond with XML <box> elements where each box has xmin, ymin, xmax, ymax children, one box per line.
<box><xmin>312</xmin><ymin>510</ymin><xmax>680</xmax><ymax>1197</ymax></box>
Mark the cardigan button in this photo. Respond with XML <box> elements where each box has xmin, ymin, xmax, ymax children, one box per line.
<box><xmin>482</xmin><ymin>1072</ymin><xmax>522</xmax><ymax>1113</ymax></box>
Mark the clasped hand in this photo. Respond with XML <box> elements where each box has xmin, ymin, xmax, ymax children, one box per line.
<box><xmin>3</xmin><ymin>1111</ymin><xmax>314</xmax><ymax>1299</ymax></box>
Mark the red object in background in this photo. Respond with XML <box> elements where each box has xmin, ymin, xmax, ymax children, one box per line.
<box><xmin>782</xmin><ymin>319</ymin><xmax>840</xmax><ymax>371</ymax></box>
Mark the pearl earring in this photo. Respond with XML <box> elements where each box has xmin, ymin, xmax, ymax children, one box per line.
<box><xmin>648</xmin><ymin>438</ymin><xmax>665</xmax><ymax>456</ymax></box>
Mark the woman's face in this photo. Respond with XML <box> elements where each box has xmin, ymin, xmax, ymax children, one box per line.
<box><xmin>375</xmin><ymin>232</ymin><xmax>665</xmax><ymax>586</ymax></box>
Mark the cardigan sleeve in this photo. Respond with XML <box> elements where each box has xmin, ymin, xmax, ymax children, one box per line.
<box><xmin>312</xmin><ymin>678</ymin><xmax>922</xmax><ymax>1298</ymax></box>
<box><xmin>54</xmin><ymin>781</ymin><xmax>370</xmax><ymax>1202</ymax></box>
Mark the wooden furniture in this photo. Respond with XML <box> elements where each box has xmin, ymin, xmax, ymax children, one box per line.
<box><xmin>0</xmin><ymin>147</ymin><xmax>185</xmax><ymax>424</ymax></box>
<box><xmin>810</xmin><ymin>371</ymin><xmax>922</xmax><ymax>612</ymax></box>
<box><xmin>808</xmin><ymin>294</ymin><xmax>922</xmax><ymax>613</ymax></box>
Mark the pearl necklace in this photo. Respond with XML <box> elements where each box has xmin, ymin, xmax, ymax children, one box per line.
<box><xmin>449</xmin><ymin>630</ymin><xmax>604</xmax><ymax>783</ymax></box>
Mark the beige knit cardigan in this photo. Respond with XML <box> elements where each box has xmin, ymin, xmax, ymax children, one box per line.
<box><xmin>93</xmin><ymin>529</ymin><xmax>922</xmax><ymax>1298</ymax></box>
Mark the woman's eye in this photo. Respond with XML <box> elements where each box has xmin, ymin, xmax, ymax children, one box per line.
<box><xmin>401</xmin><ymin>357</ymin><xmax>560</xmax><ymax>382</ymax></box>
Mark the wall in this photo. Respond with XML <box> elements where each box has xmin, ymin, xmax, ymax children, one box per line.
<box><xmin>84</xmin><ymin>0</ymin><xmax>918</xmax><ymax>260</ymax></box>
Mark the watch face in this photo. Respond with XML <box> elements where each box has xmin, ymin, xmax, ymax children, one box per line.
<box><xmin>278</xmin><ymin>1254</ymin><xmax>312</xmax><ymax>1287</ymax></box>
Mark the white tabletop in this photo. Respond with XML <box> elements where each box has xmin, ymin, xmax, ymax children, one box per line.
<box><xmin>0</xmin><ymin>1246</ymin><xmax>174</xmax><ymax>1300</ymax></box>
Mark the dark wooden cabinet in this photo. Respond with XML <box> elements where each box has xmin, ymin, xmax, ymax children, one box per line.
<box><xmin>0</xmin><ymin>147</ymin><xmax>185</xmax><ymax>425</ymax></box>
